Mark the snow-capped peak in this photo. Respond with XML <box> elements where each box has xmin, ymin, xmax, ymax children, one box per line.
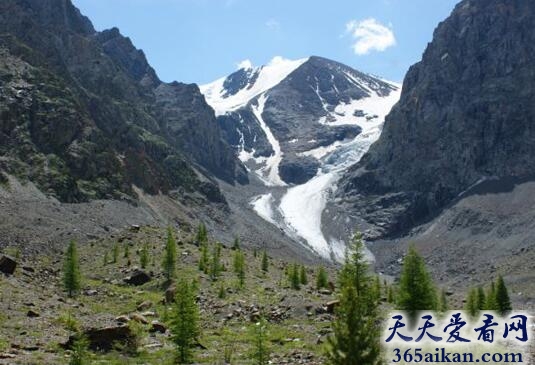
<box><xmin>236</xmin><ymin>59</ymin><xmax>253</xmax><ymax>70</ymax></box>
<box><xmin>200</xmin><ymin>56</ymin><xmax>309</xmax><ymax>116</ymax></box>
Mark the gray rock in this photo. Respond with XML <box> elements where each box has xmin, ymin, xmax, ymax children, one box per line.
<box><xmin>335</xmin><ymin>0</ymin><xmax>535</xmax><ymax>238</ymax></box>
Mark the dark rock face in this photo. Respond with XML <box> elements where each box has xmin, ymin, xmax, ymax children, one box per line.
<box><xmin>279</xmin><ymin>156</ymin><xmax>321</xmax><ymax>185</ymax></box>
<box><xmin>0</xmin><ymin>0</ymin><xmax>244</xmax><ymax>203</ymax></box>
<box><xmin>0</xmin><ymin>255</ymin><xmax>17</xmax><ymax>275</ymax></box>
<box><xmin>336</xmin><ymin>0</ymin><xmax>535</xmax><ymax>238</ymax></box>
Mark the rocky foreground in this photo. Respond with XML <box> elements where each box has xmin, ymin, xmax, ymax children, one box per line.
<box><xmin>0</xmin><ymin>224</ymin><xmax>343</xmax><ymax>364</ymax></box>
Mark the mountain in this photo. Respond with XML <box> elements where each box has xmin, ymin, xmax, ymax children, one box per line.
<box><xmin>333</xmin><ymin>0</ymin><xmax>535</xmax><ymax>240</ymax></box>
<box><xmin>0</xmin><ymin>0</ymin><xmax>245</xmax><ymax>205</ymax></box>
<box><xmin>202</xmin><ymin>56</ymin><xmax>400</xmax><ymax>260</ymax></box>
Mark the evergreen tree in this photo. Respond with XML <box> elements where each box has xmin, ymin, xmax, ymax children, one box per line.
<box><xmin>316</xmin><ymin>266</ymin><xmax>329</xmax><ymax>290</ymax></box>
<box><xmin>290</xmin><ymin>263</ymin><xmax>300</xmax><ymax>290</ymax></box>
<box><xmin>233</xmin><ymin>249</ymin><xmax>246</xmax><ymax>288</ymax></box>
<box><xmin>69</xmin><ymin>335</ymin><xmax>89</xmax><ymax>365</ymax></box>
<box><xmin>372</xmin><ymin>276</ymin><xmax>382</xmax><ymax>302</ymax></box>
<box><xmin>112</xmin><ymin>243</ymin><xmax>119</xmax><ymax>264</ymax></box>
<box><xmin>63</xmin><ymin>240</ymin><xmax>82</xmax><ymax>298</ymax></box>
<box><xmin>325</xmin><ymin>232</ymin><xmax>381</xmax><ymax>365</ymax></box>
<box><xmin>195</xmin><ymin>223</ymin><xmax>208</xmax><ymax>246</ymax></box>
<box><xmin>103</xmin><ymin>252</ymin><xmax>109</xmax><ymax>266</ymax></box>
<box><xmin>210</xmin><ymin>243</ymin><xmax>222</xmax><ymax>281</ymax></box>
<box><xmin>198</xmin><ymin>243</ymin><xmax>209</xmax><ymax>274</ymax></box>
<box><xmin>485</xmin><ymin>282</ymin><xmax>498</xmax><ymax>310</ymax></box>
<box><xmin>140</xmin><ymin>243</ymin><xmax>149</xmax><ymax>269</ymax></box>
<box><xmin>495</xmin><ymin>275</ymin><xmax>512</xmax><ymax>315</ymax></box>
<box><xmin>170</xmin><ymin>279</ymin><xmax>200</xmax><ymax>364</ymax></box>
<box><xmin>162</xmin><ymin>226</ymin><xmax>177</xmax><ymax>282</ymax></box>
<box><xmin>397</xmin><ymin>244</ymin><xmax>437</xmax><ymax>320</ymax></box>
<box><xmin>476</xmin><ymin>286</ymin><xmax>486</xmax><ymax>310</ymax></box>
<box><xmin>250</xmin><ymin>317</ymin><xmax>270</xmax><ymax>365</ymax></box>
<box><xmin>465</xmin><ymin>288</ymin><xmax>479</xmax><ymax>318</ymax></box>
<box><xmin>300</xmin><ymin>266</ymin><xmax>308</xmax><ymax>285</ymax></box>
<box><xmin>261</xmin><ymin>250</ymin><xmax>269</xmax><ymax>272</ymax></box>
<box><xmin>253</xmin><ymin>248</ymin><xmax>257</xmax><ymax>258</ymax></box>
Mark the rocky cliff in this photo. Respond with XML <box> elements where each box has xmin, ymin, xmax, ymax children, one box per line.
<box><xmin>0</xmin><ymin>0</ymin><xmax>244</xmax><ymax>203</ymax></box>
<box><xmin>335</xmin><ymin>0</ymin><xmax>535</xmax><ymax>238</ymax></box>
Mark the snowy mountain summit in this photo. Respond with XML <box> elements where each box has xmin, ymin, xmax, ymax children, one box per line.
<box><xmin>201</xmin><ymin>56</ymin><xmax>401</xmax><ymax>261</ymax></box>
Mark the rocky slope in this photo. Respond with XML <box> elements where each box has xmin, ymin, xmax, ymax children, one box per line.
<box><xmin>0</xmin><ymin>225</ymin><xmax>340</xmax><ymax>364</ymax></box>
<box><xmin>0</xmin><ymin>0</ymin><xmax>245</xmax><ymax>205</ymax></box>
<box><xmin>334</xmin><ymin>0</ymin><xmax>535</xmax><ymax>239</ymax></box>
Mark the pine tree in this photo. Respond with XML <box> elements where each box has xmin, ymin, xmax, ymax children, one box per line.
<box><xmin>485</xmin><ymin>282</ymin><xmax>498</xmax><ymax>310</ymax></box>
<box><xmin>397</xmin><ymin>244</ymin><xmax>437</xmax><ymax>320</ymax></box>
<box><xmin>233</xmin><ymin>249</ymin><xmax>246</xmax><ymax>288</ymax></box>
<box><xmin>210</xmin><ymin>243</ymin><xmax>222</xmax><ymax>281</ymax></box>
<box><xmin>325</xmin><ymin>232</ymin><xmax>381</xmax><ymax>365</ymax></box>
<box><xmin>300</xmin><ymin>266</ymin><xmax>308</xmax><ymax>285</ymax></box>
<box><xmin>63</xmin><ymin>240</ymin><xmax>82</xmax><ymax>298</ymax></box>
<box><xmin>103</xmin><ymin>252</ymin><xmax>109</xmax><ymax>266</ymax></box>
<box><xmin>195</xmin><ymin>223</ymin><xmax>208</xmax><ymax>246</ymax></box>
<box><xmin>69</xmin><ymin>335</ymin><xmax>89</xmax><ymax>365</ymax></box>
<box><xmin>290</xmin><ymin>263</ymin><xmax>300</xmax><ymax>290</ymax></box>
<box><xmin>162</xmin><ymin>226</ymin><xmax>177</xmax><ymax>282</ymax></box>
<box><xmin>140</xmin><ymin>243</ymin><xmax>149</xmax><ymax>269</ymax></box>
<box><xmin>495</xmin><ymin>275</ymin><xmax>512</xmax><ymax>315</ymax></box>
<box><xmin>465</xmin><ymin>288</ymin><xmax>479</xmax><ymax>318</ymax></box>
<box><xmin>316</xmin><ymin>266</ymin><xmax>329</xmax><ymax>290</ymax></box>
<box><xmin>199</xmin><ymin>243</ymin><xmax>209</xmax><ymax>274</ymax></box>
<box><xmin>112</xmin><ymin>243</ymin><xmax>119</xmax><ymax>264</ymax></box>
<box><xmin>476</xmin><ymin>286</ymin><xmax>486</xmax><ymax>310</ymax></box>
<box><xmin>372</xmin><ymin>276</ymin><xmax>382</xmax><ymax>302</ymax></box>
<box><xmin>261</xmin><ymin>250</ymin><xmax>269</xmax><ymax>272</ymax></box>
<box><xmin>250</xmin><ymin>317</ymin><xmax>270</xmax><ymax>365</ymax></box>
<box><xmin>170</xmin><ymin>279</ymin><xmax>200</xmax><ymax>364</ymax></box>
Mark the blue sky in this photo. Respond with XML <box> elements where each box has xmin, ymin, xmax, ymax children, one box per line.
<box><xmin>73</xmin><ymin>0</ymin><xmax>459</xmax><ymax>85</ymax></box>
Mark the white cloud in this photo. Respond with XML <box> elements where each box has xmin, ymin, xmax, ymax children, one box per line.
<box><xmin>346</xmin><ymin>18</ymin><xmax>396</xmax><ymax>55</ymax></box>
<box><xmin>236</xmin><ymin>59</ymin><xmax>253</xmax><ymax>70</ymax></box>
<box><xmin>265</xmin><ymin>18</ymin><xmax>281</xmax><ymax>31</ymax></box>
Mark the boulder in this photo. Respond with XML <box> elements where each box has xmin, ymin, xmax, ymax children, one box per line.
<box><xmin>0</xmin><ymin>255</ymin><xmax>17</xmax><ymax>275</ymax></box>
<box><xmin>149</xmin><ymin>321</ymin><xmax>167</xmax><ymax>334</ymax></box>
<box><xmin>123</xmin><ymin>269</ymin><xmax>151</xmax><ymax>286</ymax></box>
<box><xmin>26</xmin><ymin>310</ymin><xmax>40</xmax><ymax>318</ymax></box>
<box><xmin>137</xmin><ymin>300</ymin><xmax>153</xmax><ymax>311</ymax></box>
<box><xmin>130</xmin><ymin>313</ymin><xmax>148</xmax><ymax>325</ymax></box>
<box><xmin>325</xmin><ymin>300</ymin><xmax>340</xmax><ymax>314</ymax></box>
<box><xmin>78</xmin><ymin>325</ymin><xmax>135</xmax><ymax>352</ymax></box>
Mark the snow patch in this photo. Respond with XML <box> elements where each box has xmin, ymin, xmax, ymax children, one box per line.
<box><xmin>251</xmin><ymin>193</ymin><xmax>277</xmax><ymax>225</ymax></box>
<box><xmin>251</xmin><ymin>94</ymin><xmax>286</xmax><ymax>186</ymax></box>
<box><xmin>200</xmin><ymin>56</ymin><xmax>308</xmax><ymax>116</ymax></box>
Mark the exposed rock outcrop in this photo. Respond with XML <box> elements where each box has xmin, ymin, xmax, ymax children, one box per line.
<box><xmin>335</xmin><ymin>0</ymin><xmax>535</xmax><ymax>238</ymax></box>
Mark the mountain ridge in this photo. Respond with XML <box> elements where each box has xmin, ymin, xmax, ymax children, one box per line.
<box><xmin>0</xmin><ymin>0</ymin><xmax>245</xmax><ymax>205</ymax></box>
